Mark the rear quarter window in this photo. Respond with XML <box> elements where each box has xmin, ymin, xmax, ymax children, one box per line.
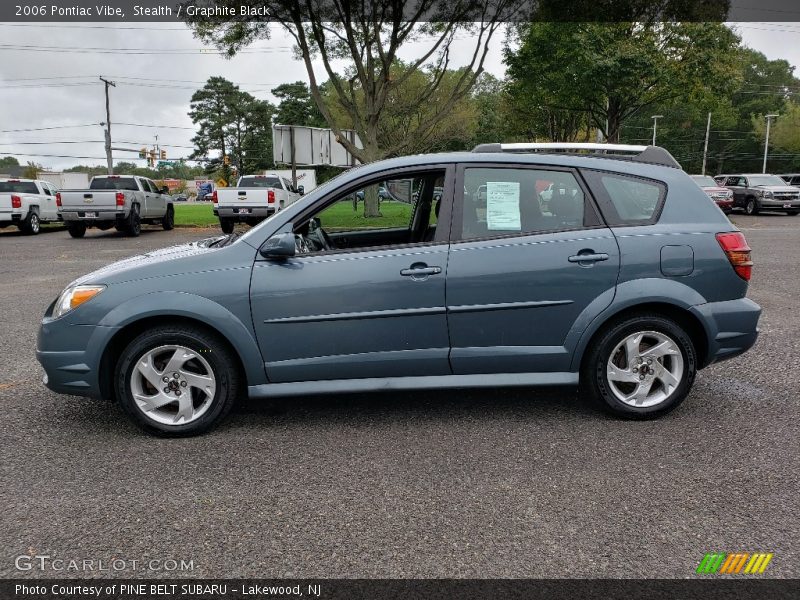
<box><xmin>582</xmin><ymin>170</ymin><xmax>666</xmax><ymax>226</ymax></box>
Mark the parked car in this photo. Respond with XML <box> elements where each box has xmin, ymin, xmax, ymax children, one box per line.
<box><xmin>0</xmin><ymin>178</ymin><xmax>61</xmax><ymax>234</ymax></box>
<box><xmin>59</xmin><ymin>175</ymin><xmax>175</xmax><ymax>238</ymax></box>
<box><xmin>714</xmin><ymin>173</ymin><xmax>800</xmax><ymax>215</ymax></box>
<box><xmin>214</xmin><ymin>174</ymin><xmax>303</xmax><ymax>234</ymax></box>
<box><xmin>172</xmin><ymin>194</ymin><xmax>189</xmax><ymax>202</ymax></box>
<box><xmin>37</xmin><ymin>143</ymin><xmax>760</xmax><ymax>436</ymax></box>
<box><xmin>779</xmin><ymin>174</ymin><xmax>800</xmax><ymax>188</ymax></box>
<box><xmin>689</xmin><ymin>175</ymin><xmax>734</xmax><ymax>213</ymax></box>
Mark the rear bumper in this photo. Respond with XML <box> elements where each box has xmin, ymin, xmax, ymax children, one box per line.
<box><xmin>61</xmin><ymin>209</ymin><xmax>126</xmax><ymax>222</ymax></box>
<box><xmin>215</xmin><ymin>206</ymin><xmax>275</xmax><ymax>219</ymax></box>
<box><xmin>0</xmin><ymin>210</ymin><xmax>23</xmax><ymax>224</ymax></box>
<box><xmin>691</xmin><ymin>297</ymin><xmax>761</xmax><ymax>367</ymax></box>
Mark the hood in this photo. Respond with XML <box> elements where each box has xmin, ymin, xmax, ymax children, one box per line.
<box><xmin>73</xmin><ymin>235</ymin><xmax>230</xmax><ymax>286</ymax></box>
<box><xmin>753</xmin><ymin>185</ymin><xmax>799</xmax><ymax>193</ymax></box>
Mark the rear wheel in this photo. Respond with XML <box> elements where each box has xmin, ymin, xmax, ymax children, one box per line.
<box><xmin>582</xmin><ymin>314</ymin><xmax>696</xmax><ymax>419</ymax></box>
<box><xmin>21</xmin><ymin>211</ymin><xmax>40</xmax><ymax>235</ymax></box>
<box><xmin>219</xmin><ymin>218</ymin><xmax>234</xmax><ymax>234</ymax></box>
<box><xmin>162</xmin><ymin>205</ymin><xmax>175</xmax><ymax>230</ymax></box>
<box><xmin>115</xmin><ymin>325</ymin><xmax>240</xmax><ymax>436</ymax></box>
<box><xmin>127</xmin><ymin>204</ymin><xmax>141</xmax><ymax>237</ymax></box>
<box><xmin>67</xmin><ymin>222</ymin><xmax>86</xmax><ymax>238</ymax></box>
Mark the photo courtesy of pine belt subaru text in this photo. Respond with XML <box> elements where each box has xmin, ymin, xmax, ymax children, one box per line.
<box><xmin>36</xmin><ymin>143</ymin><xmax>761</xmax><ymax>436</ymax></box>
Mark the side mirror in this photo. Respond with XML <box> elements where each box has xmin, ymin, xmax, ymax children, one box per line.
<box><xmin>298</xmin><ymin>185</ymin><xmax>305</xmax><ymax>195</ymax></box>
<box><xmin>260</xmin><ymin>232</ymin><xmax>296</xmax><ymax>259</ymax></box>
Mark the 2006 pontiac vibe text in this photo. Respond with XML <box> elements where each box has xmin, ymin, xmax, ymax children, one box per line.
<box><xmin>37</xmin><ymin>144</ymin><xmax>761</xmax><ymax>436</ymax></box>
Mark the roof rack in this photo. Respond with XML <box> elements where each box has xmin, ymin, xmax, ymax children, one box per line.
<box><xmin>471</xmin><ymin>142</ymin><xmax>681</xmax><ymax>169</ymax></box>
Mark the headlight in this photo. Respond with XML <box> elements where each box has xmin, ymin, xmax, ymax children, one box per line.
<box><xmin>762</xmin><ymin>191</ymin><xmax>774</xmax><ymax>198</ymax></box>
<box><xmin>52</xmin><ymin>285</ymin><xmax>106</xmax><ymax>319</ymax></box>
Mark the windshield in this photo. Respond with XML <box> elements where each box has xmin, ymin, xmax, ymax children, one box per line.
<box><xmin>690</xmin><ymin>175</ymin><xmax>718</xmax><ymax>187</ymax></box>
<box><xmin>239</xmin><ymin>176</ymin><xmax>280</xmax><ymax>188</ymax></box>
<box><xmin>0</xmin><ymin>181</ymin><xmax>38</xmax><ymax>193</ymax></box>
<box><xmin>90</xmin><ymin>177</ymin><xmax>139</xmax><ymax>191</ymax></box>
<box><xmin>748</xmin><ymin>175</ymin><xmax>788</xmax><ymax>186</ymax></box>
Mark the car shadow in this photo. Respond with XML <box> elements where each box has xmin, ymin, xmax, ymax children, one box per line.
<box><xmin>0</xmin><ymin>224</ymin><xmax>67</xmax><ymax>237</ymax></box>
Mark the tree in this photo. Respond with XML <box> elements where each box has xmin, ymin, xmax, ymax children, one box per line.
<box><xmin>0</xmin><ymin>156</ymin><xmax>19</xmax><ymax>170</ymax></box>
<box><xmin>185</xmin><ymin>0</ymin><xmax>514</xmax><ymax>216</ymax></box>
<box><xmin>754</xmin><ymin>101</ymin><xmax>800</xmax><ymax>154</ymax></box>
<box><xmin>22</xmin><ymin>161</ymin><xmax>41</xmax><ymax>179</ymax></box>
<box><xmin>273</xmin><ymin>81</ymin><xmax>325</xmax><ymax>127</ymax></box>
<box><xmin>504</xmin><ymin>22</ymin><xmax>743</xmax><ymax>143</ymax></box>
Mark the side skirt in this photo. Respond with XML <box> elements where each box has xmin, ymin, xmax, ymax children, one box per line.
<box><xmin>248</xmin><ymin>372</ymin><xmax>579</xmax><ymax>399</ymax></box>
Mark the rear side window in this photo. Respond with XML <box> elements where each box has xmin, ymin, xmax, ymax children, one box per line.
<box><xmin>583</xmin><ymin>171</ymin><xmax>666</xmax><ymax>226</ymax></box>
<box><xmin>460</xmin><ymin>167</ymin><xmax>594</xmax><ymax>240</ymax></box>
<box><xmin>90</xmin><ymin>177</ymin><xmax>139</xmax><ymax>191</ymax></box>
<box><xmin>0</xmin><ymin>181</ymin><xmax>38</xmax><ymax>193</ymax></box>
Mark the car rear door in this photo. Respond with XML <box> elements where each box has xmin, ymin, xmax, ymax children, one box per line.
<box><xmin>40</xmin><ymin>182</ymin><xmax>58</xmax><ymax>220</ymax></box>
<box><xmin>444</xmin><ymin>163</ymin><xmax>620</xmax><ymax>375</ymax></box>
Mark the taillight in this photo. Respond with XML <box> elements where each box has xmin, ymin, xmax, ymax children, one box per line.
<box><xmin>212</xmin><ymin>190</ymin><xmax>218</xmax><ymax>204</ymax></box>
<box><xmin>11</xmin><ymin>195</ymin><xmax>21</xmax><ymax>209</ymax></box>
<box><xmin>268</xmin><ymin>190</ymin><xmax>275</xmax><ymax>203</ymax></box>
<box><xmin>56</xmin><ymin>192</ymin><xmax>62</xmax><ymax>207</ymax></box>
<box><xmin>115</xmin><ymin>192</ymin><xmax>125</xmax><ymax>207</ymax></box>
<box><xmin>716</xmin><ymin>232</ymin><xmax>752</xmax><ymax>281</ymax></box>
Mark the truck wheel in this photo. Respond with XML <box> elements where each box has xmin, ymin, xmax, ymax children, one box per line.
<box><xmin>162</xmin><ymin>205</ymin><xmax>175</xmax><ymax>230</ymax></box>
<box><xmin>115</xmin><ymin>325</ymin><xmax>240</xmax><ymax>436</ymax></box>
<box><xmin>67</xmin><ymin>222</ymin><xmax>87</xmax><ymax>238</ymax></box>
<box><xmin>581</xmin><ymin>314</ymin><xmax>696</xmax><ymax>419</ymax></box>
<box><xmin>21</xmin><ymin>210</ymin><xmax>40</xmax><ymax>235</ymax></box>
<box><xmin>745</xmin><ymin>197</ymin><xmax>759</xmax><ymax>215</ymax></box>
<box><xmin>219</xmin><ymin>218</ymin><xmax>234</xmax><ymax>234</ymax></box>
<box><xmin>127</xmin><ymin>204</ymin><xmax>141</xmax><ymax>237</ymax></box>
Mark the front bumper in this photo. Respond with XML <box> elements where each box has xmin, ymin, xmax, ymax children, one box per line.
<box><xmin>36</xmin><ymin>321</ymin><xmax>120</xmax><ymax>399</ymax></box>
<box><xmin>758</xmin><ymin>198</ymin><xmax>800</xmax><ymax>209</ymax></box>
<box><xmin>691</xmin><ymin>297</ymin><xmax>761</xmax><ymax>367</ymax></box>
<box><xmin>215</xmin><ymin>206</ymin><xmax>275</xmax><ymax>220</ymax></box>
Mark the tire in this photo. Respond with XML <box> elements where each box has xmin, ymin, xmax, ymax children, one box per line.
<box><xmin>581</xmin><ymin>314</ymin><xmax>697</xmax><ymax>419</ymax></box>
<box><xmin>67</xmin><ymin>222</ymin><xmax>87</xmax><ymax>238</ymax></box>
<box><xmin>115</xmin><ymin>325</ymin><xmax>240</xmax><ymax>437</ymax></box>
<box><xmin>744</xmin><ymin>197</ymin><xmax>759</xmax><ymax>215</ymax></box>
<box><xmin>219</xmin><ymin>218</ymin><xmax>235</xmax><ymax>234</ymax></box>
<box><xmin>127</xmin><ymin>204</ymin><xmax>141</xmax><ymax>237</ymax></box>
<box><xmin>162</xmin><ymin>205</ymin><xmax>175</xmax><ymax>230</ymax></box>
<box><xmin>21</xmin><ymin>210</ymin><xmax>40</xmax><ymax>235</ymax></box>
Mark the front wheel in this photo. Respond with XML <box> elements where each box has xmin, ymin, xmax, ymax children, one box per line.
<box><xmin>162</xmin><ymin>205</ymin><xmax>175</xmax><ymax>230</ymax></box>
<box><xmin>582</xmin><ymin>314</ymin><xmax>696</xmax><ymax>419</ymax></box>
<box><xmin>67</xmin><ymin>222</ymin><xmax>86</xmax><ymax>238</ymax></box>
<box><xmin>219</xmin><ymin>218</ymin><xmax>234</xmax><ymax>234</ymax></box>
<box><xmin>744</xmin><ymin>198</ymin><xmax>759</xmax><ymax>215</ymax></box>
<box><xmin>115</xmin><ymin>325</ymin><xmax>240</xmax><ymax>436</ymax></box>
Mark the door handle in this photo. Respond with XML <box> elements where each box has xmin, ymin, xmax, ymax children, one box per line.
<box><xmin>400</xmin><ymin>264</ymin><xmax>442</xmax><ymax>277</ymax></box>
<box><xmin>568</xmin><ymin>251</ymin><xmax>609</xmax><ymax>264</ymax></box>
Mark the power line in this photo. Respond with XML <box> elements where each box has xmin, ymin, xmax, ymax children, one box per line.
<box><xmin>0</xmin><ymin>124</ymin><xmax>101</xmax><ymax>133</ymax></box>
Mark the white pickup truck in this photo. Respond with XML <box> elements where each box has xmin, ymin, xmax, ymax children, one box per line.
<box><xmin>0</xmin><ymin>178</ymin><xmax>61</xmax><ymax>235</ymax></box>
<box><xmin>59</xmin><ymin>175</ymin><xmax>174</xmax><ymax>238</ymax></box>
<box><xmin>213</xmin><ymin>174</ymin><xmax>303</xmax><ymax>233</ymax></box>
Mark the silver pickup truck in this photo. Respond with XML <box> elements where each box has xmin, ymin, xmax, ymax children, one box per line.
<box><xmin>59</xmin><ymin>175</ymin><xmax>174</xmax><ymax>238</ymax></box>
<box><xmin>0</xmin><ymin>178</ymin><xmax>61</xmax><ymax>234</ymax></box>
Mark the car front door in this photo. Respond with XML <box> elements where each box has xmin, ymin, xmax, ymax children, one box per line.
<box><xmin>445</xmin><ymin>164</ymin><xmax>621</xmax><ymax>375</ymax></box>
<box><xmin>250</xmin><ymin>166</ymin><xmax>454</xmax><ymax>383</ymax></box>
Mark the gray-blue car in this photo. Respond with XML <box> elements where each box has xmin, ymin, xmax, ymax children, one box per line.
<box><xmin>37</xmin><ymin>143</ymin><xmax>761</xmax><ymax>436</ymax></box>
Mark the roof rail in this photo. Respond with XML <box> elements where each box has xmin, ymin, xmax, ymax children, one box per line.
<box><xmin>471</xmin><ymin>142</ymin><xmax>681</xmax><ymax>169</ymax></box>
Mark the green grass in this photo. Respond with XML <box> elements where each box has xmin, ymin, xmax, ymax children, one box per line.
<box><xmin>173</xmin><ymin>200</ymin><xmax>416</xmax><ymax>230</ymax></box>
<box><xmin>319</xmin><ymin>201</ymin><xmax>413</xmax><ymax>230</ymax></box>
<box><xmin>173</xmin><ymin>203</ymin><xmax>217</xmax><ymax>227</ymax></box>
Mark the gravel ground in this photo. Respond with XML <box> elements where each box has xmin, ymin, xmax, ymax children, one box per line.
<box><xmin>0</xmin><ymin>215</ymin><xmax>797</xmax><ymax>579</ymax></box>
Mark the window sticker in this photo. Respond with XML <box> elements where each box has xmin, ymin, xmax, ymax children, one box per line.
<box><xmin>486</xmin><ymin>181</ymin><xmax>521</xmax><ymax>230</ymax></box>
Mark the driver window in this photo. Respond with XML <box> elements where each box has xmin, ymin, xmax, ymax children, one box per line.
<box><xmin>294</xmin><ymin>170</ymin><xmax>446</xmax><ymax>254</ymax></box>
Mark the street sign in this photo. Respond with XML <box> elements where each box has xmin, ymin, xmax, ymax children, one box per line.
<box><xmin>216</xmin><ymin>179</ymin><xmax>228</xmax><ymax>188</ymax></box>
<box><xmin>272</xmin><ymin>124</ymin><xmax>362</xmax><ymax>168</ymax></box>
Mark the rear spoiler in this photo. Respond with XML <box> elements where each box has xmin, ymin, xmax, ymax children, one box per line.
<box><xmin>471</xmin><ymin>143</ymin><xmax>681</xmax><ymax>169</ymax></box>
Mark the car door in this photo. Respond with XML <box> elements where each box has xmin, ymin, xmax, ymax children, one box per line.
<box><xmin>726</xmin><ymin>176</ymin><xmax>747</xmax><ymax>209</ymax></box>
<box><xmin>250</xmin><ymin>166</ymin><xmax>454</xmax><ymax>383</ymax></box>
<box><xmin>445</xmin><ymin>163</ymin><xmax>620</xmax><ymax>374</ymax></box>
<box><xmin>39</xmin><ymin>182</ymin><xmax>57</xmax><ymax>220</ymax></box>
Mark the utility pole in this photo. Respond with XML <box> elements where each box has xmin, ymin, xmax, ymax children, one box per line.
<box><xmin>701</xmin><ymin>112</ymin><xmax>712</xmax><ymax>175</ymax></box>
<box><xmin>762</xmin><ymin>114</ymin><xmax>778</xmax><ymax>174</ymax></box>
<box><xmin>99</xmin><ymin>76</ymin><xmax>116</xmax><ymax>175</ymax></box>
<box><xmin>651</xmin><ymin>115</ymin><xmax>664</xmax><ymax>145</ymax></box>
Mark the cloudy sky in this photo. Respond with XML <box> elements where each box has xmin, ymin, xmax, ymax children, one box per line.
<box><xmin>0</xmin><ymin>21</ymin><xmax>798</xmax><ymax>170</ymax></box>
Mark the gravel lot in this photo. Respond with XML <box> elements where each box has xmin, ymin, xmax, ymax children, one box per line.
<box><xmin>0</xmin><ymin>215</ymin><xmax>797</xmax><ymax>579</ymax></box>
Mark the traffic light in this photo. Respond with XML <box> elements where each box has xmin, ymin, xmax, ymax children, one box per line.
<box><xmin>138</xmin><ymin>147</ymin><xmax>147</xmax><ymax>159</ymax></box>
<box><xmin>160</xmin><ymin>149</ymin><xmax>167</xmax><ymax>160</ymax></box>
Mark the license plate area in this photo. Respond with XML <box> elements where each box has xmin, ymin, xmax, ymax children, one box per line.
<box><xmin>83</xmin><ymin>212</ymin><xmax>97</xmax><ymax>218</ymax></box>
<box><xmin>237</xmin><ymin>208</ymin><xmax>251</xmax><ymax>214</ymax></box>
<box><xmin>784</xmin><ymin>203</ymin><xmax>792</xmax><ymax>208</ymax></box>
